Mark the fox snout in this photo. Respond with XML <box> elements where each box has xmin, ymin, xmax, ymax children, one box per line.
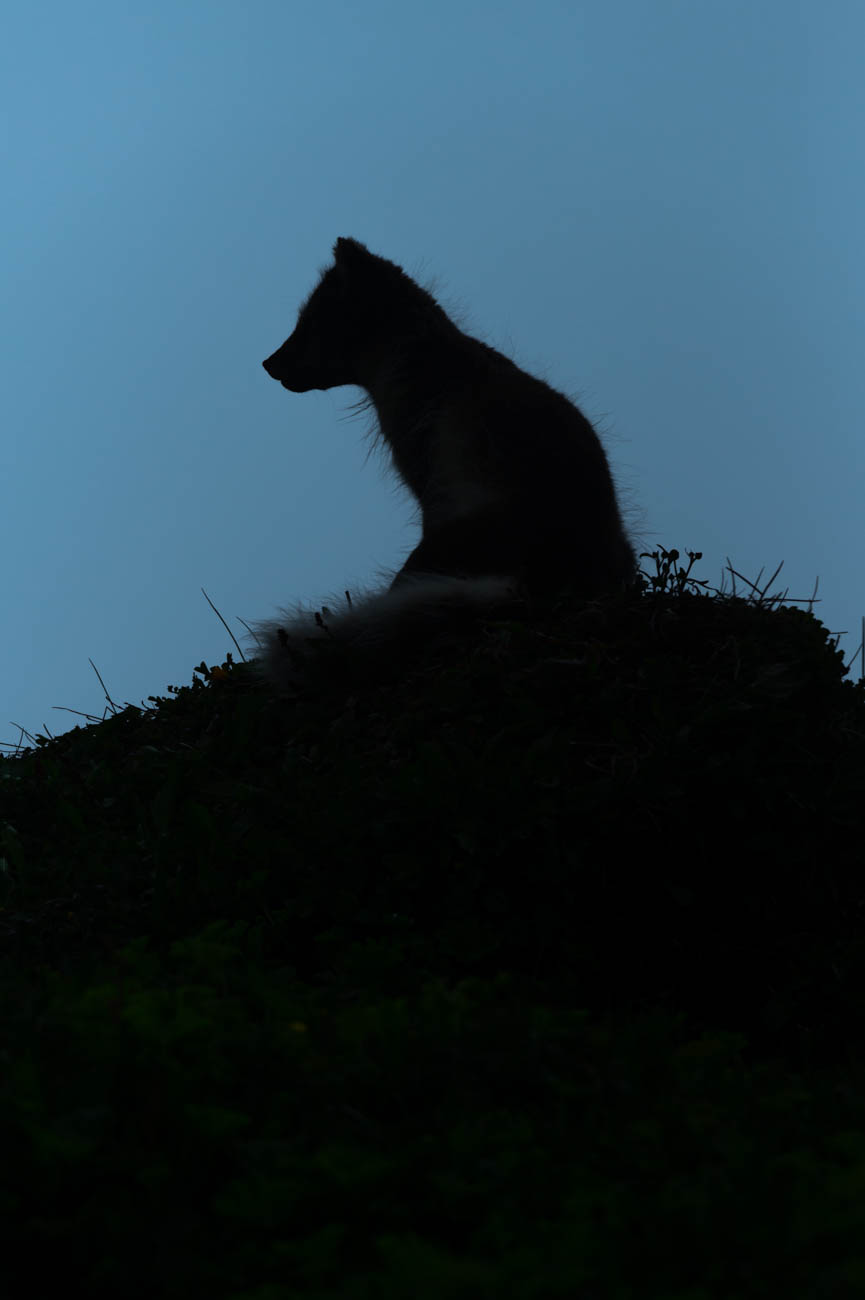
<box><xmin>262</xmin><ymin>336</ymin><xmax>342</xmax><ymax>393</ymax></box>
<box><xmin>262</xmin><ymin>349</ymin><xmax>286</xmax><ymax>379</ymax></box>
<box><xmin>262</xmin><ymin>342</ymin><xmax>307</xmax><ymax>391</ymax></box>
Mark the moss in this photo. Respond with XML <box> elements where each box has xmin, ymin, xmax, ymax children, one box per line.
<box><xmin>2</xmin><ymin>550</ymin><xmax>865</xmax><ymax>1297</ymax></box>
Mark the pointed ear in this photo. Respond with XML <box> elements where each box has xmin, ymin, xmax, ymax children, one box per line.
<box><xmin>333</xmin><ymin>237</ymin><xmax>369</xmax><ymax>264</ymax></box>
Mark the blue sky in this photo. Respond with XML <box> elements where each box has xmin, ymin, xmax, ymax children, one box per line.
<box><xmin>3</xmin><ymin>0</ymin><xmax>863</xmax><ymax>745</ymax></box>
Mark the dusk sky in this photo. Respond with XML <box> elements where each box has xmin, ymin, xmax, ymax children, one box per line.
<box><xmin>3</xmin><ymin>0</ymin><xmax>863</xmax><ymax>745</ymax></box>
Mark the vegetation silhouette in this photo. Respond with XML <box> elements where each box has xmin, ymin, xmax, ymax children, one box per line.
<box><xmin>2</xmin><ymin>548</ymin><xmax>865</xmax><ymax>1296</ymax></box>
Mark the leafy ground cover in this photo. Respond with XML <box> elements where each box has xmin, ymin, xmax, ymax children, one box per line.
<box><xmin>2</xmin><ymin>552</ymin><xmax>865</xmax><ymax>1298</ymax></box>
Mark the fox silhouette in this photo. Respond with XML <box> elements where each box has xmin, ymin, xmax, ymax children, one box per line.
<box><xmin>256</xmin><ymin>237</ymin><xmax>635</xmax><ymax>687</ymax></box>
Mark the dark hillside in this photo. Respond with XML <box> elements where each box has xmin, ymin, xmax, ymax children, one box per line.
<box><xmin>3</xmin><ymin>551</ymin><xmax>865</xmax><ymax>1298</ymax></box>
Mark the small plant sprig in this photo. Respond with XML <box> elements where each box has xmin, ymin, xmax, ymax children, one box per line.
<box><xmin>640</xmin><ymin>547</ymin><xmax>822</xmax><ymax>615</ymax></box>
<box><xmin>639</xmin><ymin>547</ymin><xmax>709</xmax><ymax>597</ymax></box>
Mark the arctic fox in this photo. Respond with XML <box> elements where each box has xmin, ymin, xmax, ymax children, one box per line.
<box><xmin>257</xmin><ymin>237</ymin><xmax>635</xmax><ymax>688</ymax></box>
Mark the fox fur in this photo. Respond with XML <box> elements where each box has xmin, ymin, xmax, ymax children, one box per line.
<box><xmin>255</xmin><ymin>237</ymin><xmax>635</xmax><ymax>688</ymax></box>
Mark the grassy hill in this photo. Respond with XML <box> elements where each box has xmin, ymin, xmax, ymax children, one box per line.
<box><xmin>3</xmin><ymin>550</ymin><xmax>865</xmax><ymax>1298</ymax></box>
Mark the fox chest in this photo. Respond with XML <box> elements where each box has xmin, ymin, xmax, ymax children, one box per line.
<box><xmin>388</xmin><ymin>408</ymin><xmax>501</xmax><ymax>526</ymax></box>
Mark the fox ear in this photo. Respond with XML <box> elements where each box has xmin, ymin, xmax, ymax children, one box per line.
<box><xmin>333</xmin><ymin>236</ymin><xmax>369</xmax><ymax>264</ymax></box>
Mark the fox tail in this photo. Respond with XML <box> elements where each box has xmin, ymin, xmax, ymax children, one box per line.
<box><xmin>253</xmin><ymin>574</ymin><xmax>517</xmax><ymax>692</ymax></box>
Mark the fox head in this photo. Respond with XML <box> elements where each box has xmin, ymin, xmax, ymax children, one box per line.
<box><xmin>262</xmin><ymin>237</ymin><xmax>449</xmax><ymax>393</ymax></box>
<box><xmin>262</xmin><ymin>238</ymin><xmax>366</xmax><ymax>392</ymax></box>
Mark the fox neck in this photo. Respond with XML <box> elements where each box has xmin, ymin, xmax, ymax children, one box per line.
<box><xmin>359</xmin><ymin>333</ymin><xmax>455</xmax><ymax>440</ymax></box>
<box><xmin>362</xmin><ymin>363</ymin><xmax>440</xmax><ymax>455</ymax></box>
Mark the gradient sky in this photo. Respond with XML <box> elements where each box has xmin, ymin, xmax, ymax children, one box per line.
<box><xmin>3</xmin><ymin>0</ymin><xmax>863</xmax><ymax>746</ymax></box>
